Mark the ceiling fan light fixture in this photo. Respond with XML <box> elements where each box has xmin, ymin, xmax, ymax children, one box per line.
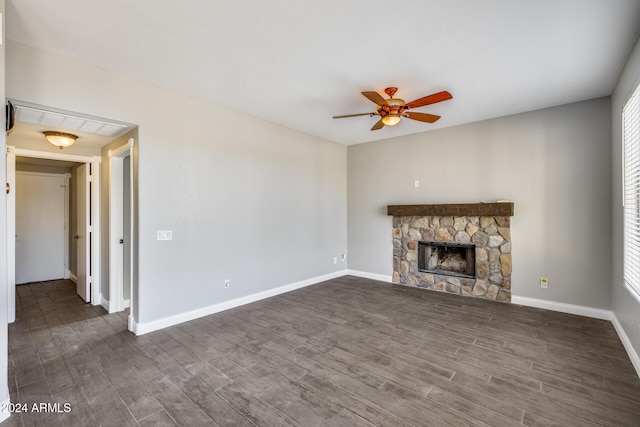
<box><xmin>333</xmin><ymin>87</ymin><xmax>452</xmax><ymax>130</ymax></box>
<box><xmin>381</xmin><ymin>114</ymin><xmax>401</xmax><ymax>126</ymax></box>
<box><xmin>43</xmin><ymin>131</ymin><xmax>78</xmax><ymax>149</ymax></box>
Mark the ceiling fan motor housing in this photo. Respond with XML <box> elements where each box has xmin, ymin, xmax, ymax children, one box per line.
<box><xmin>377</xmin><ymin>98</ymin><xmax>406</xmax><ymax>117</ymax></box>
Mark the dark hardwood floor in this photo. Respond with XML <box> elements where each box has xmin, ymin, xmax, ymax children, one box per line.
<box><xmin>3</xmin><ymin>276</ymin><xmax>640</xmax><ymax>426</ymax></box>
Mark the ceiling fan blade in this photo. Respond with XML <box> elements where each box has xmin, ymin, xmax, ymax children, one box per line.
<box><xmin>332</xmin><ymin>112</ymin><xmax>374</xmax><ymax>119</ymax></box>
<box><xmin>362</xmin><ymin>91</ymin><xmax>389</xmax><ymax>106</ymax></box>
<box><xmin>371</xmin><ymin>119</ymin><xmax>385</xmax><ymax>131</ymax></box>
<box><xmin>405</xmin><ymin>91</ymin><xmax>452</xmax><ymax>109</ymax></box>
<box><xmin>404</xmin><ymin>112</ymin><xmax>441</xmax><ymax>123</ymax></box>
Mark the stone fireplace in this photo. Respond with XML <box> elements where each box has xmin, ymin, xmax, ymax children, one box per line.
<box><xmin>388</xmin><ymin>202</ymin><xmax>514</xmax><ymax>302</ymax></box>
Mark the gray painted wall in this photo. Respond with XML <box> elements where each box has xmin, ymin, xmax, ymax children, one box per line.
<box><xmin>348</xmin><ymin>97</ymin><xmax>612</xmax><ymax>309</ymax></box>
<box><xmin>6</xmin><ymin>41</ymin><xmax>347</xmax><ymax>327</ymax></box>
<box><xmin>612</xmin><ymin>36</ymin><xmax>640</xmax><ymax>360</ymax></box>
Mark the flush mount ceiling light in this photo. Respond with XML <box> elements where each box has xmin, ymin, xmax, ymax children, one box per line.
<box><xmin>43</xmin><ymin>131</ymin><xmax>78</xmax><ymax>149</ymax></box>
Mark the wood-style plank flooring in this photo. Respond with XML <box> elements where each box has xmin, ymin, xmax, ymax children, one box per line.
<box><xmin>3</xmin><ymin>276</ymin><xmax>640</xmax><ymax>426</ymax></box>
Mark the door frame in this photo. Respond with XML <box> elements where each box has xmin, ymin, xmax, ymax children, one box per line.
<box><xmin>6</xmin><ymin>146</ymin><xmax>102</xmax><ymax>322</ymax></box>
<box><xmin>108</xmin><ymin>138</ymin><xmax>134</xmax><ymax>314</ymax></box>
<box><xmin>6</xmin><ymin>147</ymin><xmax>15</xmax><ymax>323</ymax></box>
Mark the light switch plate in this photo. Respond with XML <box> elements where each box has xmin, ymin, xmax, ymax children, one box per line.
<box><xmin>157</xmin><ymin>230</ymin><xmax>173</xmax><ymax>241</ymax></box>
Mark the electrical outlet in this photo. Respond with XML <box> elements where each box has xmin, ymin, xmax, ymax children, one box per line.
<box><xmin>224</xmin><ymin>280</ymin><xmax>230</xmax><ymax>288</ymax></box>
<box><xmin>333</xmin><ymin>257</ymin><xmax>337</xmax><ymax>264</ymax></box>
<box><xmin>414</xmin><ymin>180</ymin><xmax>420</xmax><ymax>188</ymax></box>
<box><xmin>540</xmin><ymin>277</ymin><xmax>548</xmax><ymax>289</ymax></box>
<box><xmin>341</xmin><ymin>254</ymin><xmax>346</xmax><ymax>262</ymax></box>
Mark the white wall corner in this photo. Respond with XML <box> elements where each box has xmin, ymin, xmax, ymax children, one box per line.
<box><xmin>610</xmin><ymin>313</ymin><xmax>640</xmax><ymax>379</ymax></box>
<box><xmin>134</xmin><ymin>270</ymin><xmax>349</xmax><ymax>335</ymax></box>
<box><xmin>100</xmin><ymin>295</ymin><xmax>109</xmax><ymax>312</ymax></box>
<box><xmin>128</xmin><ymin>315</ymin><xmax>137</xmax><ymax>334</ymax></box>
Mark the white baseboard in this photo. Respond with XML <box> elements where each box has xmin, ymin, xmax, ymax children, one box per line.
<box><xmin>610</xmin><ymin>313</ymin><xmax>640</xmax><ymax>378</ymax></box>
<box><xmin>101</xmin><ymin>295</ymin><xmax>109</xmax><ymax>312</ymax></box>
<box><xmin>0</xmin><ymin>396</ymin><xmax>11</xmax><ymax>423</ymax></box>
<box><xmin>510</xmin><ymin>295</ymin><xmax>612</xmax><ymax>320</ymax></box>
<box><xmin>132</xmin><ymin>270</ymin><xmax>348</xmax><ymax>335</ymax></box>
<box><xmin>69</xmin><ymin>272</ymin><xmax>77</xmax><ymax>284</ymax></box>
<box><xmin>64</xmin><ymin>270</ymin><xmax>70</xmax><ymax>280</ymax></box>
<box><xmin>346</xmin><ymin>269</ymin><xmax>393</xmax><ymax>283</ymax></box>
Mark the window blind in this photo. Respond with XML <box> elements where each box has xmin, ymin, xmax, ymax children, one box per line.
<box><xmin>623</xmin><ymin>82</ymin><xmax>640</xmax><ymax>299</ymax></box>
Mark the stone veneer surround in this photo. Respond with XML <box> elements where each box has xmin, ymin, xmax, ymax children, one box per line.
<box><xmin>391</xmin><ymin>208</ymin><xmax>513</xmax><ymax>302</ymax></box>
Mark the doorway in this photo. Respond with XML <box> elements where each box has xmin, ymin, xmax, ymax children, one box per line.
<box><xmin>6</xmin><ymin>147</ymin><xmax>101</xmax><ymax>323</ymax></box>
<box><xmin>5</xmin><ymin>100</ymin><xmax>138</xmax><ymax>330</ymax></box>
<box><xmin>108</xmin><ymin>139</ymin><xmax>135</xmax><ymax>315</ymax></box>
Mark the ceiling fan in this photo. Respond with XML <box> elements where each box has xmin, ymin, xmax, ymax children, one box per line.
<box><xmin>333</xmin><ymin>87</ymin><xmax>452</xmax><ymax>131</ymax></box>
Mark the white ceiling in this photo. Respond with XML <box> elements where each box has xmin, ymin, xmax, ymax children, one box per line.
<box><xmin>6</xmin><ymin>0</ymin><xmax>640</xmax><ymax>145</ymax></box>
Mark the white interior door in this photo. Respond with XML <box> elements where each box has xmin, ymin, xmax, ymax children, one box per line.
<box><xmin>76</xmin><ymin>164</ymin><xmax>91</xmax><ymax>302</ymax></box>
<box><xmin>15</xmin><ymin>172</ymin><xmax>66</xmax><ymax>284</ymax></box>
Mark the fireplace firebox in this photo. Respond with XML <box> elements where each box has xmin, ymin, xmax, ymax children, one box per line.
<box><xmin>418</xmin><ymin>241</ymin><xmax>476</xmax><ymax>279</ymax></box>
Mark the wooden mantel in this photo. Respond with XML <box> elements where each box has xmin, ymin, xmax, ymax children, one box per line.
<box><xmin>387</xmin><ymin>202</ymin><xmax>514</xmax><ymax>217</ymax></box>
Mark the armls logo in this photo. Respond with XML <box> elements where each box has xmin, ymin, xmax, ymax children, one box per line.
<box><xmin>30</xmin><ymin>403</ymin><xmax>72</xmax><ymax>413</ymax></box>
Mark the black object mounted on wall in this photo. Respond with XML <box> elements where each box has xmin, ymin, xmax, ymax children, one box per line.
<box><xmin>6</xmin><ymin>99</ymin><xmax>15</xmax><ymax>134</ymax></box>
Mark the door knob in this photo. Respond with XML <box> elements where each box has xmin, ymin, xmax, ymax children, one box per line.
<box><xmin>74</xmin><ymin>235</ymin><xmax>80</xmax><ymax>240</ymax></box>
<box><xmin>119</xmin><ymin>239</ymin><xmax>124</xmax><ymax>244</ymax></box>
